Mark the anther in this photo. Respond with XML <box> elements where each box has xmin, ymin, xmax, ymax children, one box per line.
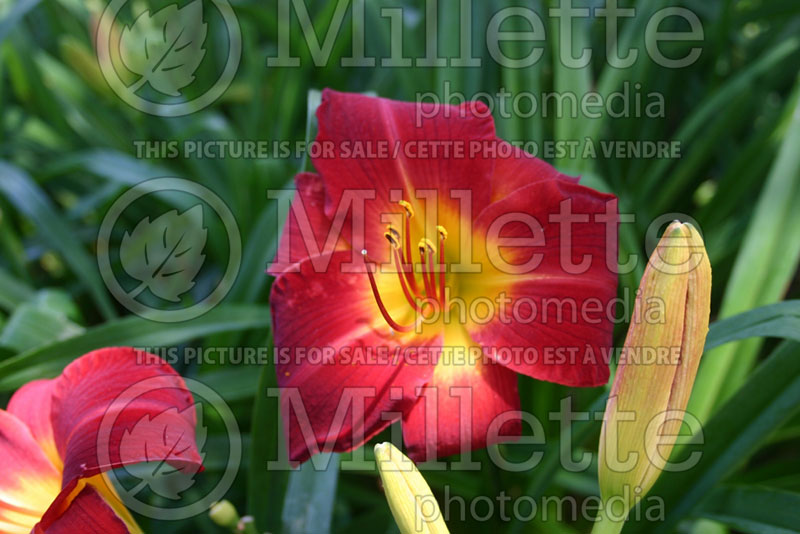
<box><xmin>399</xmin><ymin>201</ymin><xmax>415</xmax><ymax>286</ymax></box>
<box><xmin>418</xmin><ymin>238</ymin><xmax>436</xmax><ymax>255</ymax></box>
<box><xmin>384</xmin><ymin>225</ymin><xmax>401</xmax><ymax>249</ymax></box>
<box><xmin>436</xmin><ymin>226</ymin><xmax>447</xmax><ymax>307</ymax></box>
<box><xmin>398</xmin><ymin>200</ymin><xmax>414</xmax><ymax>219</ymax></box>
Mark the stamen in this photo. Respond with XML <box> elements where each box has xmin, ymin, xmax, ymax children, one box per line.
<box><xmin>419</xmin><ymin>238</ymin><xmax>436</xmax><ymax>255</ymax></box>
<box><xmin>427</xmin><ymin>245</ymin><xmax>437</xmax><ymax>299</ymax></box>
<box><xmin>385</xmin><ymin>228</ymin><xmax>422</xmax><ymax>312</ymax></box>
<box><xmin>418</xmin><ymin>239</ymin><xmax>437</xmax><ymax>300</ymax></box>
<box><xmin>394</xmin><ymin>248</ymin><xmax>423</xmax><ymax>311</ymax></box>
<box><xmin>437</xmin><ymin>226</ymin><xmax>447</xmax><ymax>307</ymax></box>
<box><xmin>398</xmin><ymin>200</ymin><xmax>418</xmax><ymax>293</ymax></box>
<box><xmin>366</xmin><ymin>208</ymin><xmax>451</xmax><ymax>331</ymax></box>
<box><xmin>398</xmin><ymin>201</ymin><xmax>414</xmax><ymax>258</ymax></box>
<box><xmin>362</xmin><ymin>250</ymin><xmax>419</xmax><ymax>333</ymax></box>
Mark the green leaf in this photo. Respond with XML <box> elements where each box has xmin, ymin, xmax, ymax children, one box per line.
<box><xmin>200</xmin><ymin>366</ymin><xmax>261</xmax><ymax>403</ymax></box>
<box><xmin>0</xmin><ymin>304</ymin><xmax>268</xmax><ymax>391</ymax></box>
<box><xmin>247</xmin><ymin>336</ymin><xmax>289</xmax><ymax>534</ymax></box>
<box><xmin>639</xmin><ymin>36</ymin><xmax>800</xmax><ymax>203</ymax></box>
<box><xmin>494</xmin><ymin>0</ymin><xmax>545</xmax><ymax>145</ymax></box>
<box><xmin>227</xmin><ymin>186</ymin><xmax>292</xmax><ymax>305</ymax></box>
<box><xmin>30</xmin><ymin>289</ymin><xmax>83</xmax><ymax>323</ymax></box>
<box><xmin>507</xmin><ymin>392</ymin><xmax>607</xmax><ymax>534</ymax></box>
<box><xmin>0</xmin><ymin>0</ymin><xmax>41</xmax><ymax>44</ymax></box>
<box><xmin>0</xmin><ymin>162</ymin><xmax>117</xmax><ymax>319</ymax></box>
<box><xmin>0</xmin><ymin>266</ymin><xmax>35</xmax><ymax>311</ymax></box>
<box><xmin>549</xmin><ymin>7</ymin><xmax>592</xmax><ymax>173</ymax></box>
<box><xmin>704</xmin><ymin>301</ymin><xmax>800</xmax><ymax>351</ymax></box>
<box><xmin>0</xmin><ymin>301</ymin><xmax>84</xmax><ymax>353</ymax></box>
<box><xmin>624</xmin><ymin>341</ymin><xmax>800</xmax><ymax>534</ymax></box>
<box><xmin>44</xmin><ymin>149</ymin><xmax>175</xmax><ymax>189</ymax></box>
<box><xmin>691</xmin><ymin>78</ymin><xmax>800</xmax><ymax>421</ymax></box>
<box><xmin>584</xmin><ymin>0</ymin><xmax>661</xmax><ymax>143</ymax></box>
<box><xmin>301</xmin><ymin>89</ymin><xmax>322</xmax><ymax>173</ymax></box>
<box><xmin>281</xmin><ymin>454</ymin><xmax>340</xmax><ymax>534</ymax></box>
<box><xmin>696</xmin><ymin>485</ymin><xmax>800</xmax><ymax>534</ymax></box>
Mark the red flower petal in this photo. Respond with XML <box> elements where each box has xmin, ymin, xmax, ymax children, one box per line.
<box><xmin>402</xmin><ymin>326</ymin><xmax>521</xmax><ymax>462</ymax></box>
<box><xmin>35</xmin><ymin>485</ymin><xmax>128</xmax><ymax>534</ymax></box>
<box><xmin>269</xmin><ymin>172</ymin><xmax>348</xmax><ymax>275</ymax></box>
<box><xmin>313</xmin><ymin>89</ymin><xmax>496</xmax><ymax>263</ymax></box>
<box><xmin>490</xmin><ymin>140</ymin><xmax>578</xmax><ymax>203</ymax></box>
<box><xmin>49</xmin><ymin>347</ymin><xmax>203</xmax><ymax>486</ymax></box>
<box><xmin>271</xmin><ymin>250</ymin><xmax>437</xmax><ymax>463</ymax></box>
<box><xmin>0</xmin><ymin>410</ymin><xmax>61</xmax><ymax>534</ymax></box>
<box><xmin>7</xmin><ymin>379</ymin><xmax>60</xmax><ymax>468</ymax></box>
<box><xmin>469</xmin><ymin>180</ymin><xmax>618</xmax><ymax>387</ymax></box>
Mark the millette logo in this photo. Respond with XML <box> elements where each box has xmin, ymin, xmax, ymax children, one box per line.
<box><xmin>96</xmin><ymin>0</ymin><xmax>241</xmax><ymax>116</ymax></box>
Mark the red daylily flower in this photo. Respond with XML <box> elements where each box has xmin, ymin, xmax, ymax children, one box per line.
<box><xmin>0</xmin><ymin>347</ymin><xmax>203</xmax><ymax>533</ymax></box>
<box><xmin>270</xmin><ymin>89</ymin><xmax>618</xmax><ymax>464</ymax></box>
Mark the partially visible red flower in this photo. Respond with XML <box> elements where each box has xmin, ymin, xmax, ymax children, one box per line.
<box><xmin>0</xmin><ymin>347</ymin><xmax>203</xmax><ymax>533</ymax></box>
<box><xmin>270</xmin><ymin>89</ymin><xmax>618</xmax><ymax>464</ymax></box>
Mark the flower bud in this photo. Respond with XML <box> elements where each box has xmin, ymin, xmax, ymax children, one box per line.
<box><xmin>374</xmin><ymin>442</ymin><xmax>450</xmax><ymax>534</ymax></box>
<box><xmin>209</xmin><ymin>500</ymin><xmax>240</xmax><ymax>530</ymax></box>
<box><xmin>598</xmin><ymin>222</ymin><xmax>712</xmax><ymax>512</ymax></box>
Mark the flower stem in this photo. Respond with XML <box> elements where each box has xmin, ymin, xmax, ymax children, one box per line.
<box><xmin>238</xmin><ymin>516</ymin><xmax>261</xmax><ymax>534</ymax></box>
<box><xmin>591</xmin><ymin>504</ymin><xmax>626</xmax><ymax>534</ymax></box>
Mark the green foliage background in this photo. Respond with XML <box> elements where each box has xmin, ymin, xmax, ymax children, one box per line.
<box><xmin>1</xmin><ymin>0</ymin><xmax>799</xmax><ymax>533</ymax></box>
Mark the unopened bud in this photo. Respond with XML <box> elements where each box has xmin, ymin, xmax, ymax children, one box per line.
<box><xmin>209</xmin><ymin>500</ymin><xmax>240</xmax><ymax>530</ymax></box>
<box><xmin>374</xmin><ymin>442</ymin><xmax>449</xmax><ymax>534</ymax></box>
<box><xmin>599</xmin><ymin>222</ymin><xmax>712</xmax><ymax>512</ymax></box>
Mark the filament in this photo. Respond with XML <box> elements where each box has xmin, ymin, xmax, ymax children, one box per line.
<box><xmin>437</xmin><ymin>225</ymin><xmax>447</xmax><ymax>308</ymax></box>
<box><xmin>418</xmin><ymin>239</ymin><xmax>437</xmax><ymax>300</ymax></box>
<box><xmin>393</xmin><ymin>247</ymin><xmax>422</xmax><ymax>313</ymax></box>
<box><xmin>398</xmin><ymin>200</ymin><xmax>419</xmax><ymax>294</ymax></box>
<box><xmin>365</xmin><ymin>212</ymin><xmax>450</xmax><ymax>333</ymax></box>
<box><xmin>363</xmin><ymin>250</ymin><xmax>419</xmax><ymax>333</ymax></box>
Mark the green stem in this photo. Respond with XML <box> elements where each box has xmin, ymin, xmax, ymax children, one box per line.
<box><xmin>590</xmin><ymin>504</ymin><xmax>627</xmax><ymax>534</ymax></box>
<box><xmin>238</xmin><ymin>517</ymin><xmax>260</xmax><ymax>534</ymax></box>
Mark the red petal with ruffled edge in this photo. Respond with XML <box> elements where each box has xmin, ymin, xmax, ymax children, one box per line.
<box><xmin>2</xmin><ymin>348</ymin><xmax>201</xmax><ymax>532</ymax></box>
<box><xmin>48</xmin><ymin>347</ymin><xmax>203</xmax><ymax>486</ymax></box>
<box><xmin>469</xmin><ymin>179</ymin><xmax>618</xmax><ymax>387</ymax></box>
<box><xmin>313</xmin><ymin>89</ymin><xmax>496</xmax><ymax>263</ymax></box>
<box><xmin>490</xmin><ymin>140</ymin><xmax>578</xmax><ymax>203</ymax></box>
<box><xmin>0</xmin><ymin>410</ymin><xmax>61</xmax><ymax>534</ymax></box>
<box><xmin>269</xmin><ymin>172</ymin><xmax>349</xmax><ymax>275</ymax></box>
<box><xmin>402</xmin><ymin>326</ymin><xmax>521</xmax><ymax>462</ymax></box>
<box><xmin>6</xmin><ymin>379</ymin><xmax>60</xmax><ymax>469</ymax></box>
<box><xmin>35</xmin><ymin>486</ymin><xmax>128</xmax><ymax>534</ymax></box>
<box><xmin>271</xmin><ymin>250</ymin><xmax>438</xmax><ymax>463</ymax></box>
